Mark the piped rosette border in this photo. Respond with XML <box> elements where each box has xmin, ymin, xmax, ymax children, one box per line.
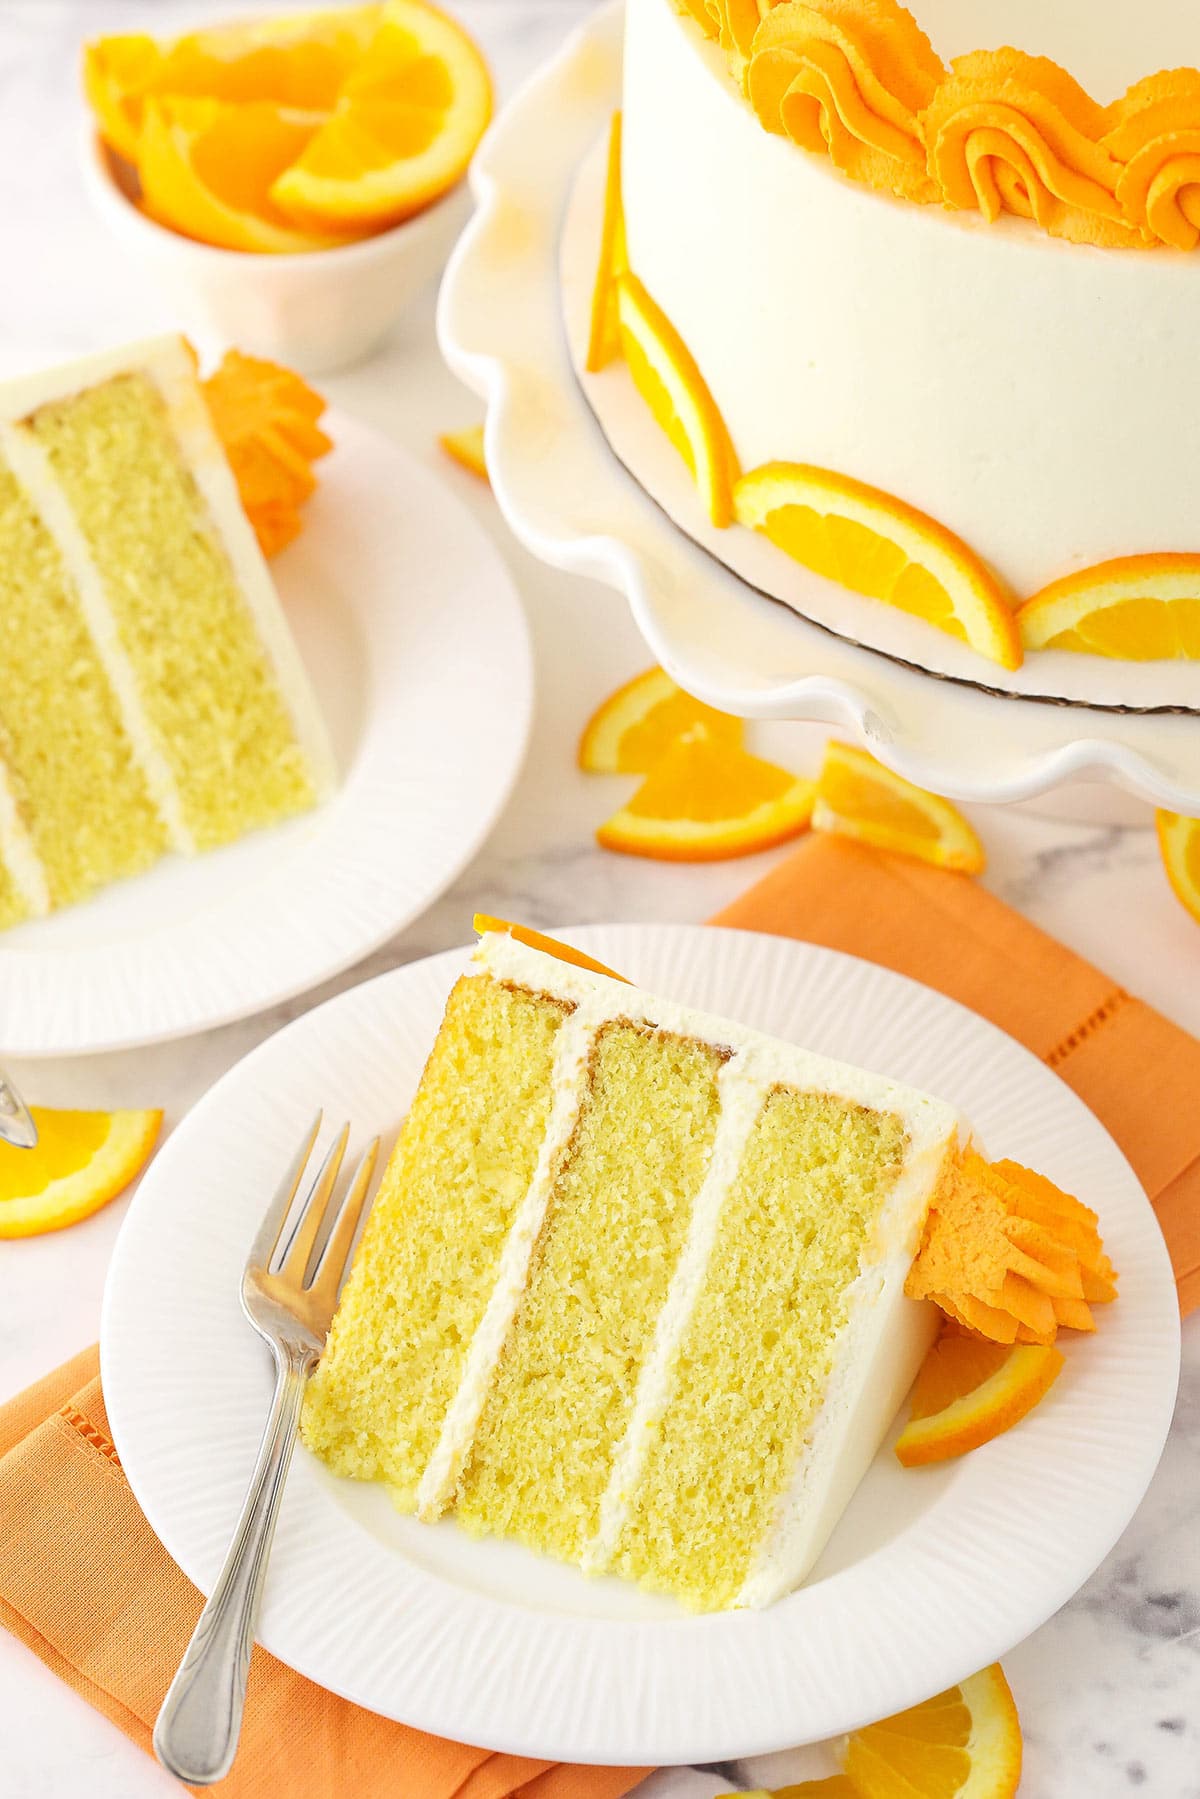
<box><xmin>568</xmin><ymin>108</ymin><xmax>1200</xmax><ymax>708</ymax></box>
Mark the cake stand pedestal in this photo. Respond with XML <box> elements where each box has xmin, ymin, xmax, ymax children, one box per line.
<box><xmin>438</xmin><ymin>0</ymin><xmax>1200</xmax><ymax>820</ymax></box>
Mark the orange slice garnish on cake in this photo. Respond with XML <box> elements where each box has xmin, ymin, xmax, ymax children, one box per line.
<box><xmin>439</xmin><ymin>424</ymin><xmax>489</xmax><ymax>482</ymax></box>
<box><xmin>733</xmin><ymin>463</ymin><xmax>1022</xmax><ymax>670</ymax></box>
<box><xmin>586</xmin><ymin>111</ymin><xmax>627</xmax><ymax>373</ymax></box>
<box><xmin>616</xmin><ymin>273</ymin><xmax>738</xmax><ymax>528</ymax></box>
<box><xmin>578</xmin><ymin>666</ymin><xmax>743</xmax><ymax>773</ymax></box>
<box><xmin>1017</xmin><ymin>554</ymin><xmax>1200</xmax><ymax>658</ymax></box>
<box><xmin>813</xmin><ymin>741</ymin><xmax>986</xmax><ymax>875</ymax></box>
<box><xmin>1157</xmin><ymin>811</ymin><xmax>1200</xmax><ymax>926</ymax></box>
<box><xmin>473</xmin><ymin>915</ymin><xmax>629</xmax><ymax>982</ymax></box>
<box><xmin>597</xmin><ymin>727</ymin><xmax>814</xmax><ymax>860</ymax></box>
<box><xmin>843</xmin><ymin>1664</ymin><xmax>1023</xmax><ymax>1799</ymax></box>
<box><xmin>137</xmin><ymin>97</ymin><xmax>349</xmax><ymax>252</ymax></box>
<box><xmin>269</xmin><ymin>0</ymin><xmax>492</xmax><ymax>231</ymax></box>
<box><xmin>0</xmin><ymin>1106</ymin><xmax>162</xmax><ymax>1238</ymax></box>
<box><xmin>894</xmin><ymin>1326</ymin><xmax>1064</xmax><ymax>1467</ymax></box>
<box><xmin>203</xmin><ymin>350</ymin><xmax>331</xmax><ymax>556</ymax></box>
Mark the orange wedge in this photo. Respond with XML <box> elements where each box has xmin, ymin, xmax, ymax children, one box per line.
<box><xmin>616</xmin><ymin>272</ymin><xmax>738</xmax><ymax>527</ymax></box>
<box><xmin>586</xmin><ymin>111</ymin><xmax>627</xmax><ymax>373</ymax></box>
<box><xmin>1018</xmin><ymin>554</ymin><xmax>1200</xmax><ymax>658</ymax></box>
<box><xmin>597</xmin><ymin>728</ymin><xmax>815</xmax><ymax>861</ymax></box>
<box><xmin>813</xmin><ymin>741</ymin><xmax>986</xmax><ymax>874</ymax></box>
<box><xmin>473</xmin><ymin>914</ymin><xmax>629</xmax><ymax>982</ymax></box>
<box><xmin>203</xmin><ymin>350</ymin><xmax>331</xmax><ymax>555</ymax></box>
<box><xmin>138</xmin><ymin>97</ymin><xmax>348</xmax><ymax>252</ymax></box>
<box><xmin>270</xmin><ymin>0</ymin><xmax>492</xmax><ymax>230</ymax></box>
<box><xmin>0</xmin><ymin>1106</ymin><xmax>162</xmax><ymax>1239</ymax></box>
<box><xmin>734</xmin><ymin>463</ymin><xmax>1021</xmax><ymax>670</ymax></box>
<box><xmin>83</xmin><ymin>33</ymin><xmax>164</xmax><ymax>162</ymax></box>
<box><xmin>895</xmin><ymin>1328</ymin><xmax>1064</xmax><ymax>1467</ymax></box>
<box><xmin>844</xmin><ymin>1664</ymin><xmax>1022</xmax><ymax>1799</ymax></box>
<box><xmin>1157</xmin><ymin>810</ymin><xmax>1200</xmax><ymax>925</ymax></box>
<box><xmin>439</xmin><ymin>424</ymin><xmax>489</xmax><ymax>482</ymax></box>
<box><xmin>578</xmin><ymin>666</ymin><xmax>743</xmax><ymax>773</ymax></box>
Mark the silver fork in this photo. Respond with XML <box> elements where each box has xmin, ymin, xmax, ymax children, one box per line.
<box><xmin>153</xmin><ymin>1113</ymin><xmax>379</xmax><ymax>1787</ymax></box>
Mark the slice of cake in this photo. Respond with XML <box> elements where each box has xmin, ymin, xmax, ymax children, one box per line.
<box><xmin>0</xmin><ymin>334</ymin><xmax>334</xmax><ymax>930</ymax></box>
<box><xmin>304</xmin><ymin>926</ymin><xmax>979</xmax><ymax>1610</ymax></box>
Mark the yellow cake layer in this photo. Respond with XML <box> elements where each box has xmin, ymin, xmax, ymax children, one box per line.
<box><xmin>301</xmin><ymin>975</ymin><xmax>569</xmax><ymax>1505</ymax></box>
<box><xmin>0</xmin><ymin>855</ymin><xmax>28</xmax><ymax>930</ymax></box>
<box><xmin>455</xmin><ymin>1023</ymin><xmax>724</xmax><ymax>1560</ymax></box>
<box><xmin>27</xmin><ymin>373</ymin><xmax>316</xmax><ymax>852</ymax></box>
<box><xmin>0</xmin><ymin>456</ymin><xmax>167</xmax><ymax>908</ymax></box>
<box><xmin>612</xmin><ymin>1088</ymin><xmax>908</xmax><ymax>1609</ymax></box>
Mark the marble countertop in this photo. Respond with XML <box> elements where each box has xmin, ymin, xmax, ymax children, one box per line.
<box><xmin>2</xmin><ymin>3</ymin><xmax>1198</xmax><ymax>1795</ymax></box>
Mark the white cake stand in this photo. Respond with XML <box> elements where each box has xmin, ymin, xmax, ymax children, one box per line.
<box><xmin>438</xmin><ymin>0</ymin><xmax>1200</xmax><ymax>818</ymax></box>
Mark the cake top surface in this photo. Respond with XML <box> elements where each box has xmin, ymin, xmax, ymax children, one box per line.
<box><xmin>912</xmin><ymin>0</ymin><xmax>1199</xmax><ymax>104</ymax></box>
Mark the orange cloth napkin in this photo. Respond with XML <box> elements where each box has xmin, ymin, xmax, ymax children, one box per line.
<box><xmin>0</xmin><ymin>1347</ymin><xmax>648</xmax><ymax>1798</ymax></box>
<box><xmin>713</xmin><ymin>833</ymin><xmax>1200</xmax><ymax>1314</ymax></box>
<box><xmin>3</xmin><ymin>831</ymin><xmax>1196</xmax><ymax>1797</ymax></box>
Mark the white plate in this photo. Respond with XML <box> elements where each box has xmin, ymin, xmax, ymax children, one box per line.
<box><xmin>438</xmin><ymin>1</ymin><xmax>1200</xmax><ymax>812</ymax></box>
<box><xmin>0</xmin><ymin>411</ymin><xmax>532</xmax><ymax>1057</ymax></box>
<box><xmin>102</xmin><ymin>923</ymin><xmax>1180</xmax><ymax>1767</ymax></box>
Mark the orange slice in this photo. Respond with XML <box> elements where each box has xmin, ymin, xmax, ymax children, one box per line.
<box><xmin>616</xmin><ymin>272</ymin><xmax>738</xmax><ymax>528</ymax></box>
<box><xmin>439</xmin><ymin>424</ymin><xmax>489</xmax><ymax>482</ymax></box>
<box><xmin>83</xmin><ymin>10</ymin><xmax>384</xmax><ymax>161</ymax></box>
<box><xmin>138</xmin><ymin>97</ymin><xmax>349</xmax><ymax>252</ymax></box>
<box><xmin>203</xmin><ymin>350</ymin><xmax>331</xmax><ymax>555</ymax></box>
<box><xmin>586</xmin><ymin>111</ymin><xmax>627</xmax><ymax>373</ymax></box>
<box><xmin>894</xmin><ymin>1328</ymin><xmax>1064</xmax><ymax>1467</ymax></box>
<box><xmin>473</xmin><ymin>914</ymin><xmax>629</xmax><ymax>983</ymax></box>
<box><xmin>734</xmin><ymin>463</ymin><xmax>1021</xmax><ymax>670</ymax></box>
<box><xmin>1157</xmin><ymin>810</ymin><xmax>1200</xmax><ymax>925</ymax></box>
<box><xmin>1017</xmin><ymin>554</ymin><xmax>1200</xmax><ymax>659</ymax></box>
<box><xmin>844</xmin><ymin>1664</ymin><xmax>1022</xmax><ymax>1799</ymax></box>
<box><xmin>578</xmin><ymin>666</ymin><xmax>743</xmax><ymax>773</ymax></box>
<box><xmin>597</xmin><ymin>728</ymin><xmax>815</xmax><ymax>861</ymax></box>
<box><xmin>270</xmin><ymin>0</ymin><xmax>492</xmax><ymax>230</ymax></box>
<box><xmin>0</xmin><ymin>1107</ymin><xmax>162</xmax><ymax>1239</ymax></box>
<box><xmin>814</xmin><ymin>741</ymin><xmax>986</xmax><ymax>874</ymax></box>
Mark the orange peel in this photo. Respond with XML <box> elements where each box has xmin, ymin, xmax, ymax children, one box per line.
<box><xmin>473</xmin><ymin>915</ymin><xmax>628</xmax><ymax>983</ymax></box>
<box><xmin>586</xmin><ymin>111</ymin><xmax>628</xmax><ymax>373</ymax></box>
<box><xmin>439</xmin><ymin>424</ymin><xmax>489</xmax><ymax>483</ymax></box>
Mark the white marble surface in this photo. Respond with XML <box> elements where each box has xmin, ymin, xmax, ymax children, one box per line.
<box><xmin>1</xmin><ymin>3</ymin><xmax>1198</xmax><ymax>1796</ymax></box>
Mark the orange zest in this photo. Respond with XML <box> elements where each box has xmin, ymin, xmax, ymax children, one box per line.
<box><xmin>813</xmin><ymin>741</ymin><xmax>986</xmax><ymax>874</ymax></box>
<box><xmin>269</xmin><ymin>0</ymin><xmax>492</xmax><ymax>231</ymax></box>
<box><xmin>0</xmin><ymin>1106</ymin><xmax>162</xmax><ymax>1238</ymax></box>
<box><xmin>907</xmin><ymin>1150</ymin><xmax>1118</xmax><ymax>1345</ymax></box>
<box><xmin>596</xmin><ymin>727</ymin><xmax>814</xmax><ymax>861</ymax></box>
<box><xmin>473</xmin><ymin>914</ymin><xmax>628</xmax><ymax>983</ymax></box>
<box><xmin>137</xmin><ymin>96</ymin><xmax>347</xmax><ymax>253</ymax></box>
<box><xmin>586</xmin><ymin>111</ymin><xmax>627</xmax><ymax>372</ymax></box>
<box><xmin>439</xmin><ymin>424</ymin><xmax>489</xmax><ymax>482</ymax></box>
<box><xmin>616</xmin><ymin>272</ymin><xmax>738</xmax><ymax>527</ymax></box>
<box><xmin>895</xmin><ymin>1327</ymin><xmax>1064</xmax><ymax>1467</ymax></box>
<box><xmin>734</xmin><ymin>463</ymin><xmax>1021</xmax><ymax>670</ymax></box>
<box><xmin>1157</xmin><ymin>810</ymin><xmax>1200</xmax><ymax>925</ymax></box>
<box><xmin>578</xmin><ymin>665</ymin><xmax>743</xmax><ymax>773</ymax></box>
<box><xmin>203</xmin><ymin>350</ymin><xmax>331</xmax><ymax>556</ymax></box>
<box><xmin>1017</xmin><ymin>554</ymin><xmax>1200</xmax><ymax>658</ymax></box>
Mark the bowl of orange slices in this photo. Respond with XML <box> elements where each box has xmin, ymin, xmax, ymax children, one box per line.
<box><xmin>81</xmin><ymin>1</ymin><xmax>492</xmax><ymax>372</ymax></box>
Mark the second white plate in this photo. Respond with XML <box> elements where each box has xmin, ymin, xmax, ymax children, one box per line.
<box><xmin>0</xmin><ymin>411</ymin><xmax>532</xmax><ymax>1057</ymax></box>
<box><xmin>101</xmin><ymin>924</ymin><xmax>1179</xmax><ymax>1766</ymax></box>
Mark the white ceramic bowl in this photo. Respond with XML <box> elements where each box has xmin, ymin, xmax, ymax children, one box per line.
<box><xmin>81</xmin><ymin>127</ymin><xmax>469</xmax><ymax>374</ymax></box>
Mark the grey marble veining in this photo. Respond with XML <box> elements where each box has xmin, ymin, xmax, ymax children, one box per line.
<box><xmin>1</xmin><ymin>3</ymin><xmax>1198</xmax><ymax>1796</ymax></box>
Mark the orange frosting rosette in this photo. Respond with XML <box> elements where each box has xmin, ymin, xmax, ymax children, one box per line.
<box><xmin>1104</xmin><ymin>69</ymin><xmax>1200</xmax><ymax>250</ymax></box>
<box><xmin>920</xmin><ymin>49</ymin><xmax>1145</xmax><ymax>248</ymax></box>
<box><xmin>676</xmin><ymin>0</ymin><xmax>765</xmax><ymax>62</ymax></box>
<box><xmin>906</xmin><ymin>1149</ymin><xmax>1118</xmax><ymax>1345</ymax></box>
<box><xmin>747</xmin><ymin>0</ymin><xmax>943</xmax><ymax>202</ymax></box>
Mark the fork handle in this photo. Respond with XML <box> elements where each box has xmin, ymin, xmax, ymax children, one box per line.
<box><xmin>153</xmin><ymin>1346</ymin><xmax>313</xmax><ymax>1786</ymax></box>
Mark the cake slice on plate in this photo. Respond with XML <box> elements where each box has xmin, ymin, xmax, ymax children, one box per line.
<box><xmin>303</xmin><ymin>924</ymin><xmax>1114</xmax><ymax>1611</ymax></box>
<box><xmin>0</xmin><ymin>334</ymin><xmax>334</xmax><ymax>931</ymax></box>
